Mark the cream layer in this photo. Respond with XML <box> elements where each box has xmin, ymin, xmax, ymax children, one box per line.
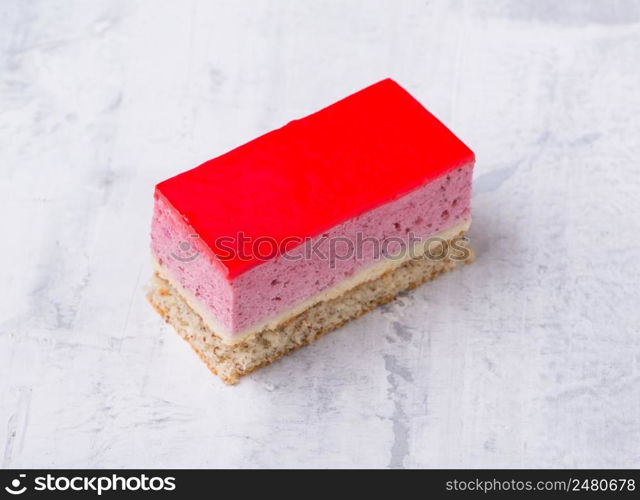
<box><xmin>153</xmin><ymin>219</ymin><xmax>470</xmax><ymax>345</ymax></box>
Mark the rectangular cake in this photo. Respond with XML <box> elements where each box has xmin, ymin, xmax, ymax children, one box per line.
<box><xmin>148</xmin><ymin>78</ymin><xmax>474</xmax><ymax>384</ymax></box>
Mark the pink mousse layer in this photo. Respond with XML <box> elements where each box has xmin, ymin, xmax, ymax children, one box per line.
<box><xmin>151</xmin><ymin>163</ymin><xmax>473</xmax><ymax>339</ymax></box>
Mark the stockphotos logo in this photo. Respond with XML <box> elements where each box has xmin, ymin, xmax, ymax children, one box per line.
<box><xmin>4</xmin><ymin>474</ymin><xmax>27</xmax><ymax>495</ymax></box>
<box><xmin>2</xmin><ymin>473</ymin><xmax>176</xmax><ymax>496</ymax></box>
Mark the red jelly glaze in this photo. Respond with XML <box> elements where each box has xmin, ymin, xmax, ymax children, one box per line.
<box><xmin>156</xmin><ymin>78</ymin><xmax>474</xmax><ymax>279</ymax></box>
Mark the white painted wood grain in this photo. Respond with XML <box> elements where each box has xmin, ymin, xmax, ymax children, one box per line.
<box><xmin>1</xmin><ymin>0</ymin><xmax>639</xmax><ymax>468</ymax></box>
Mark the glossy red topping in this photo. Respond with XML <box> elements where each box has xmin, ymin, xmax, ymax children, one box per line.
<box><xmin>156</xmin><ymin>78</ymin><xmax>474</xmax><ymax>278</ymax></box>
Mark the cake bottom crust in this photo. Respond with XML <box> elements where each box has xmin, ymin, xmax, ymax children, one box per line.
<box><xmin>147</xmin><ymin>231</ymin><xmax>473</xmax><ymax>384</ymax></box>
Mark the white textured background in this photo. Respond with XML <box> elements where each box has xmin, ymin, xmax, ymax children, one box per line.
<box><xmin>1</xmin><ymin>0</ymin><xmax>639</xmax><ymax>468</ymax></box>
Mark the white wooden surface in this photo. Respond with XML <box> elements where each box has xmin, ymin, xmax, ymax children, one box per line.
<box><xmin>1</xmin><ymin>0</ymin><xmax>639</xmax><ymax>468</ymax></box>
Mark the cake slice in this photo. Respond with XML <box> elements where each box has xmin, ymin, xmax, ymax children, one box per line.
<box><xmin>148</xmin><ymin>78</ymin><xmax>474</xmax><ymax>384</ymax></box>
